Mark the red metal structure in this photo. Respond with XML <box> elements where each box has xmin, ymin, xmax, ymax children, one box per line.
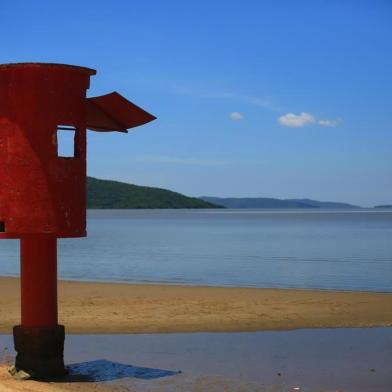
<box><xmin>0</xmin><ymin>63</ymin><xmax>155</xmax><ymax>378</ymax></box>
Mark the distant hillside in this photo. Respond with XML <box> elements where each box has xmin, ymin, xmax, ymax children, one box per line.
<box><xmin>87</xmin><ymin>177</ymin><xmax>221</xmax><ymax>209</ymax></box>
<box><xmin>287</xmin><ymin>198</ymin><xmax>360</xmax><ymax>209</ymax></box>
<box><xmin>200</xmin><ymin>197</ymin><xmax>360</xmax><ymax>209</ymax></box>
<box><xmin>374</xmin><ymin>205</ymin><xmax>392</xmax><ymax>209</ymax></box>
<box><xmin>200</xmin><ymin>197</ymin><xmax>314</xmax><ymax>209</ymax></box>
<box><xmin>87</xmin><ymin>177</ymin><xmax>363</xmax><ymax>209</ymax></box>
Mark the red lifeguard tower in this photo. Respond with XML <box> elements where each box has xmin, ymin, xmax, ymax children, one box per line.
<box><xmin>0</xmin><ymin>63</ymin><xmax>155</xmax><ymax>378</ymax></box>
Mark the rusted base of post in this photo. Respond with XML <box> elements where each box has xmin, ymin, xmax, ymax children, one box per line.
<box><xmin>13</xmin><ymin>325</ymin><xmax>66</xmax><ymax>380</ymax></box>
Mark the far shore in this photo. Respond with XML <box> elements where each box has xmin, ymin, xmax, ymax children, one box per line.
<box><xmin>0</xmin><ymin>276</ymin><xmax>391</xmax><ymax>334</ymax></box>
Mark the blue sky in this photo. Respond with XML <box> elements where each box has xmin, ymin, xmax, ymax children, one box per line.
<box><xmin>1</xmin><ymin>0</ymin><xmax>391</xmax><ymax>206</ymax></box>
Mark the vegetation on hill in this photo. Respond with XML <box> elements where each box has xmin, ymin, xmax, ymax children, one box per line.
<box><xmin>374</xmin><ymin>205</ymin><xmax>392</xmax><ymax>209</ymax></box>
<box><xmin>87</xmin><ymin>177</ymin><xmax>365</xmax><ymax>210</ymax></box>
<box><xmin>87</xmin><ymin>177</ymin><xmax>221</xmax><ymax>209</ymax></box>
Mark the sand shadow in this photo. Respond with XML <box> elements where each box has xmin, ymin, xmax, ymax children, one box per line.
<box><xmin>64</xmin><ymin>359</ymin><xmax>181</xmax><ymax>382</ymax></box>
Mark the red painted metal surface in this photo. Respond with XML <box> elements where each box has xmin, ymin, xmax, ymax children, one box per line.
<box><xmin>0</xmin><ymin>63</ymin><xmax>94</xmax><ymax>239</ymax></box>
<box><xmin>0</xmin><ymin>62</ymin><xmax>155</xmax><ymax>337</ymax></box>
<box><xmin>0</xmin><ymin>63</ymin><xmax>156</xmax><ymax>239</ymax></box>
<box><xmin>86</xmin><ymin>92</ymin><xmax>157</xmax><ymax>132</ymax></box>
<box><xmin>20</xmin><ymin>238</ymin><xmax>58</xmax><ymax>326</ymax></box>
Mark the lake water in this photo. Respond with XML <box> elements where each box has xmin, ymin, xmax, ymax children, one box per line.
<box><xmin>0</xmin><ymin>209</ymin><xmax>391</xmax><ymax>292</ymax></box>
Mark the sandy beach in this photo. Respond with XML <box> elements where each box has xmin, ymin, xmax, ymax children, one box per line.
<box><xmin>0</xmin><ymin>276</ymin><xmax>391</xmax><ymax>333</ymax></box>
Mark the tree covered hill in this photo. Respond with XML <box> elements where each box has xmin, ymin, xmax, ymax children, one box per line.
<box><xmin>87</xmin><ymin>177</ymin><xmax>366</xmax><ymax>210</ymax></box>
<box><xmin>87</xmin><ymin>177</ymin><xmax>221</xmax><ymax>209</ymax></box>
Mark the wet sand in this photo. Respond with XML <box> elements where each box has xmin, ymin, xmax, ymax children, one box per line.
<box><xmin>0</xmin><ymin>276</ymin><xmax>391</xmax><ymax>333</ymax></box>
<box><xmin>0</xmin><ymin>365</ymin><xmax>272</xmax><ymax>392</ymax></box>
<box><xmin>1</xmin><ymin>328</ymin><xmax>392</xmax><ymax>391</ymax></box>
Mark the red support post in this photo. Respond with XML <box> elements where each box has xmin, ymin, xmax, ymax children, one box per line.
<box><xmin>13</xmin><ymin>238</ymin><xmax>65</xmax><ymax>379</ymax></box>
<box><xmin>20</xmin><ymin>238</ymin><xmax>58</xmax><ymax>327</ymax></box>
<box><xmin>0</xmin><ymin>62</ymin><xmax>155</xmax><ymax>380</ymax></box>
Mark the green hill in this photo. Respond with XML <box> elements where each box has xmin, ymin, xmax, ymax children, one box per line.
<box><xmin>87</xmin><ymin>177</ymin><xmax>221</xmax><ymax>209</ymax></box>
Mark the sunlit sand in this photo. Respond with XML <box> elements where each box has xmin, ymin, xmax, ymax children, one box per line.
<box><xmin>0</xmin><ymin>277</ymin><xmax>391</xmax><ymax>334</ymax></box>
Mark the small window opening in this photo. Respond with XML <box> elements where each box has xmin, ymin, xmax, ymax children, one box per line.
<box><xmin>57</xmin><ymin>125</ymin><xmax>77</xmax><ymax>158</ymax></box>
<box><xmin>0</xmin><ymin>221</ymin><xmax>5</xmax><ymax>232</ymax></box>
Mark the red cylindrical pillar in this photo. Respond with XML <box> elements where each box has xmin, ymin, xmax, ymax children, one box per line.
<box><xmin>13</xmin><ymin>237</ymin><xmax>65</xmax><ymax>379</ymax></box>
<box><xmin>20</xmin><ymin>238</ymin><xmax>58</xmax><ymax>326</ymax></box>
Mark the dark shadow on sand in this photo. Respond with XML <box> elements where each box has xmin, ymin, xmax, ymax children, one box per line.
<box><xmin>64</xmin><ymin>359</ymin><xmax>181</xmax><ymax>382</ymax></box>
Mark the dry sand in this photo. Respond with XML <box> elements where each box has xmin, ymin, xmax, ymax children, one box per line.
<box><xmin>0</xmin><ymin>276</ymin><xmax>391</xmax><ymax>333</ymax></box>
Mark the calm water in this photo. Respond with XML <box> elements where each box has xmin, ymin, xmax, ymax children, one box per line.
<box><xmin>0</xmin><ymin>209</ymin><xmax>391</xmax><ymax>292</ymax></box>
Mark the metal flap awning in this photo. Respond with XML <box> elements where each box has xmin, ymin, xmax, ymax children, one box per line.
<box><xmin>86</xmin><ymin>92</ymin><xmax>156</xmax><ymax>132</ymax></box>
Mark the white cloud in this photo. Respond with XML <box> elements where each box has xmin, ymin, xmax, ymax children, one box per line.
<box><xmin>230</xmin><ymin>112</ymin><xmax>244</xmax><ymax>120</ymax></box>
<box><xmin>278</xmin><ymin>112</ymin><xmax>316</xmax><ymax>128</ymax></box>
<box><xmin>278</xmin><ymin>112</ymin><xmax>341</xmax><ymax>128</ymax></box>
<box><xmin>317</xmin><ymin>118</ymin><xmax>340</xmax><ymax>127</ymax></box>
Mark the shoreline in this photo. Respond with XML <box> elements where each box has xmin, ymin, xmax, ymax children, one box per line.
<box><xmin>1</xmin><ymin>273</ymin><xmax>390</xmax><ymax>294</ymax></box>
<box><xmin>1</xmin><ymin>276</ymin><xmax>391</xmax><ymax>334</ymax></box>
